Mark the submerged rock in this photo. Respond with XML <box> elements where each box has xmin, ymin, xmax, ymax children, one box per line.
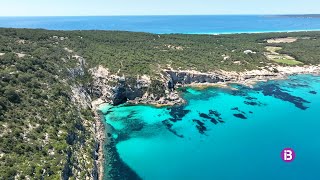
<box><xmin>244</xmin><ymin>101</ymin><xmax>259</xmax><ymax>106</ymax></box>
<box><xmin>254</xmin><ymin>83</ymin><xmax>310</xmax><ymax>110</ymax></box>
<box><xmin>289</xmin><ymin>83</ymin><xmax>309</xmax><ymax>88</ymax></box>
<box><xmin>167</xmin><ymin>106</ymin><xmax>190</xmax><ymax>122</ymax></box>
<box><xmin>245</xmin><ymin>96</ymin><xmax>258</xmax><ymax>100</ymax></box>
<box><xmin>309</xmin><ymin>90</ymin><xmax>317</xmax><ymax>94</ymax></box>
<box><xmin>127</xmin><ymin>120</ymin><xmax>144</xmax><ymax>132</ymax></box>
<box><xmin>233</xmin><ymin>113</ymin><xmax>247</xmax><ymax>119</ymax></box>
<box><xmin>162</xmin><ymin>120</ymin><xmax>184</xmax><ymax>138</ymax></box>
<box><xmin>209</xmin><ymin>110</ymin><xmax>221</xmax><ymax>117</ymax></box>
<box><xmin>231</xmin><ymin>107</ymin><xmax>246</xmax><ymax>114</ymax></box>
<box><xmin>199</xmin><ymin>113</ymin><xmax>212</xmax><ymax>119</ymax></box>
<box><xmin>193</xmin><ymin>119</ymin><xmax>207</xmax><ymax>134</ymax></box>
<box><xmin>199</xmin><ymin>113</ymin><xmax>218</xmax><ymax>124</ymax></box>
<box><xmin>244</xmin><ymin>101</ymin><xmax>264</xmax><ymax>106</ymax></box>
<box><xmin>210</xmin><ymin>119</ymin><xmax>218</xmax><ymax>124</ymax></box>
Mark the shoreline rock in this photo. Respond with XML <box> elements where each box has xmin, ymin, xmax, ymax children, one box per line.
<box><xmin>91</xmin><ymin>99</ymin><xmax>107</xmax><ymax>180</ymax></box>
<box><xmin>166</xmin><ymin>65</ymin><xmax>320</xmax><ymax>87</ymax></box>
<box><xmin>90</xmin><ymin>64</ymin><xmax>320</xmax><ymax>107</ymax></box>
<box><xmin>89</xmin><ymin>64</ymin><xmax>320</xmax><ymax>179</ymax></box>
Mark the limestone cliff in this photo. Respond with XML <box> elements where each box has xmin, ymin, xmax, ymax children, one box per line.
<box><xmin>165</xmin><ymin>65</ymin><xmax>320</xmax><ymax>88</ymax></box>
<box><xmin>74</xmin><ymin>62</ymin><xmax>320</xmax><ymax>180</ymax></box>
<box><xmin>64</xmin><ymin>53</ymin><xmax>100</xmax><ymax>180</ymax></box>
<box><xmin>90</xmin><ymin>64</ymin><xmax>320</xmax><ymax>107</ymax></box>
<box><xmin>90</xmin><ymin>66</ymin><xmax>185</xmax><ymax>106</ymax></box>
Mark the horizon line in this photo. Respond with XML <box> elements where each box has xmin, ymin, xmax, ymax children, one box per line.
<box><xmin>0</xmin><ymin>13</ymin><xmax>319</xmax><ymax>17</ymax></box>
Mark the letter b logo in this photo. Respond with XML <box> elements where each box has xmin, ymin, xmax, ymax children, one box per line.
<box><xmin>281</xmin><ymin>148</ymin><xmax>295</xmax><ymax>162</ymax></box>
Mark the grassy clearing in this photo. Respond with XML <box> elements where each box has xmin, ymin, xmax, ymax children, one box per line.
<box><xmin>264</xmin><ymin>46</ymin><xmax>303</xmax><ymax>65</ymax></box>
<box><xmin>273</xmin><ymin>58</ymin><xmax>303</xmax><ymax>65</ymax></box>
<box><xmin>266</xmin><ymin>37</ymin><xmax>297</xmax><ymax>43</ymax></box>
<box><xmin>265</xmin><ymin>46</ymin><xmax>282</xmax><ymax>53</ymax></box>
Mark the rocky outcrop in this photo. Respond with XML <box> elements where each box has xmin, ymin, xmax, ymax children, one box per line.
<box><xmin>111</xmin><ymin>76</ymin><xmax>149</xmax><ymax>105</ymax></box>
<box><xmin>71</xmin><ymin>85</ymin><xmax>92</xmax><ymax>108</ymax></box>
<box><xmin>90</xmin><ymin>65</ymin><xmax>320</xmax><ymax>107</ymax></box>
<box><xmin>67</xmin><ymin>56</ymin><xmax>86</xmax><ymax>79</ymax></box>
<box><xmin>90</xmin><ymin>66</ymin><xmax>184</xmax><ymax>106</ymax></box>
<box><xmin>90</xmin><ymin>66</ymin><xmax>118</xmax><ymax>103</ymax></box>
<box><xmin>165</xmin><ymin>65</ymin><xmax>320</xmax><ymax>88</ymax></box>
<box><xmin>76</xmin><ymin>60</ymin><xmax>320</xmax><ymax>180</ymax></box>
<box><xmin>65</xmin><ymin>50</ymin><xmax>102</xmax><ymax>180</ymax></box>
<box><xmin>91</xmin><ymin>99</ymin><xmax>107</xmax><ymax>180</ymax></box>
<box><xmin>165</xmin><ymin>70</ymin><xmax>234</xmax><ymax>86</ymax></box>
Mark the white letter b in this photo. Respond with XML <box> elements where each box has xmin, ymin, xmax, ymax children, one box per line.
<box><xmin>284</xmin><ymin>150</ymin><xmax>293</xmax><ymax>161</ymax></box>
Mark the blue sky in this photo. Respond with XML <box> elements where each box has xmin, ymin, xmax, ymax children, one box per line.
<box><xmin>0</xmin><ymin>0</ymin><xmax>319</xmax><ymax>16</ymax></box>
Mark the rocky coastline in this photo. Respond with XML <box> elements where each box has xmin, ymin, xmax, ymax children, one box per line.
<box><xmin>91</xmin><ymin>99</ymin><xmax>106</xmax><ymax>180</ymax></box>
<box><xmin>88</xmin><ymin>64</ymin><xmax>320</xmax><ymax>180</ymax></box>
<box><xmin>90</xmin><ymin>64</ymin><xmax>320</xmax><ymax>107</ymax></box>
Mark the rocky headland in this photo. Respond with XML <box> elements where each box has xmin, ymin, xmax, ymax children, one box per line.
<box><xmin>73</xmin><ymin>54</ymin><xmax>320</xmax><ymax>180</ymax></box>
<box><xmin>63</xmin><ymin>36</ymin><xmax>320</xmax><ymax>180</ymax></box>
<box><xmin>2</xmin><ymin>28</ymin><xmax>320</xmax><ymax>180</ymax></box>
<box><xmin>90</xmin><ymin>64</ymin><xmax>320</xmax><ymax>108</ymax></box>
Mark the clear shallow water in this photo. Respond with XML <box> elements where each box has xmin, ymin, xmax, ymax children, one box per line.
<box><xmin>1</xmin><ymin>15</ymin><xmax>320</xmax><ymax>34</ymax></box>
<box><xmin>101</xmin><ymin>75</ymin><xmax>320</xmax><ymax>180</ymax></box>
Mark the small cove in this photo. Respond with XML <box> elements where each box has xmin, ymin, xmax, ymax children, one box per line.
<box><xmin>101</xmin><ymin>75</ymin><xmax>320</xmax><ymax>180</ymax></box>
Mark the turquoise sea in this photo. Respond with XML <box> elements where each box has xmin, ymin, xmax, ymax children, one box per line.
<box><xmin>101</xmin><ymin>75</ymin><xmax>320</xmax><ymax>180</ymax></box>
<box><xmin>1</xmin><ymin>15</ymin><xmax>320</xmax><ymax>34</ymax></box>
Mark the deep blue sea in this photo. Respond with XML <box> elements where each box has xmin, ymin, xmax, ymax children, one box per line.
<box><xmin>101</xmin><ymin>75</ymin><xmax>320</xmax><ymax>180</ymax></box>
<box><xmin>1</xmin><ymin>15</ymin><xmax>320</xmax><ymax>34</ymax></box>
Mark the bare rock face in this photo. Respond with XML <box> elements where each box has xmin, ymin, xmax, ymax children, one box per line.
<box><xmin>67</xmin><ymin>56</ymin><xmax>87</xmax><ymax>78</ymax></box>
<box><xmin>165</xmin><ymin>70</ymin><xmax>235</xmax><ymax>86</ymax></box>
<box><xmin>167</xmin><ymin>92</ymin><xmax>180</xmax><ymax>101</ymax></box>
<box><xmin>71</xmin><ymin>85</ymin><xmax>92</xmax><ymax>108</ymax></box>
<box><xmin>90</xmin><ymin>66</ymin><xmax>117</xmax><ymax>103</ymax></box>
<box><xmin>90</xmin><ymin>65</ymin><xmax>320</xmax><ymax>106</ymax></box>
<box><xmin>63</xmin><ymin>52</ymin><xmax>97</xmax><ymax>180</ymax></box>
<box><xmin>90</xmin><ymin>66</ymin><xmax>156</xmax><ymax>105</ymax></box>
<box><xmin>111</xmin><ymin>77</ymin><xmax>148</xmax><ymax>105</ymax></box>
<box><xmin>91</xmin><ymin>67</ymin><xmax>277</xmax><ymax>106</ymax></box>
<box><xmin>70</xmin><ymin>62</ymin><xmax>320</xmax><ymax>180</ymax></box>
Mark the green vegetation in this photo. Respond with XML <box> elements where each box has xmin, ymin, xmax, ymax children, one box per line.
<box><xmin>278</xmin><ymin>36</ymin><xmax>320</xmax><ymax>64</ymax></box>
<box><xmin>80</xmin><ymin>33</ymin><xmax>319</xmax><ymax>77</ymax></box>
<box><xmin>265</xmin><ymin>46</ymin><xmax>303</xmax><ymax>65</ymax></box>
<box><xmin>66</xmin><ymin>30</ymin><xmax>320</xmax><ymax>75</ymax></box>
<box><xmin>2</xmin><ymin>28</ymin><xmax>320</xmax><ymax>76</ymax></box>
<box><xmin>265</xmin><ymin>46</ymin><xmax>283</xmax><ymax>52</ymax></box>
<box><xmin>272</xmin><ymin>58</ymin><xmax>303</xmax><ymax>65</ymax></box>
<box><xmin>0</xmin><ymin>29</ymin><xmax>95</xmax><ymax>179</ymax></box>
<box><xmin>0</xmin><ymin>28</ymin><xmax>320</xmax><ymax>179</ymax></box>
